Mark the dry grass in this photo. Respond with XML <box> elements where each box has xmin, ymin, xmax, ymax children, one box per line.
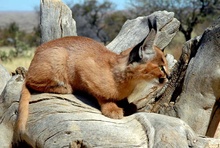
<box><xmin>1</xmin><ymin>57</ymin><xmax>32</xmax><ymax>72</ymax></box>
<box><xmin>0</xmin><ymin>47</ymin><xmax>35</xmax><ymax>73</ymax></box>
<box><xmin>0</xmin><ymin>11</ymin><xmax>38</xmax><ymax>72</ymax></box>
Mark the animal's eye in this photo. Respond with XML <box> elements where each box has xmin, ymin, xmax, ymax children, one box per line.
<box><xmin>159</xmin><ymin>65</ymin><xmax>163</xmax><ymax>70</ymax></box>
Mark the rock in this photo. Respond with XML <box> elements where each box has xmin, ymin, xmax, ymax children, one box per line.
<box><xmin>0</xmin><ymin>75</ymin><xmax>24</xmax><ymax>148</ymax></box>
<box><xmin>40</xmin><ymin>0</ymin><xmax>77</xmax><ymax>43</ymax></box>
<box><xmin>107</xmin><ymin>11</ymin><xmax>180</xmax><ymax>54</ymax></box>
<box><xmin>0</xmin><ymin>73</ymin><xmax>199</xmax><ymax>147</ymax></box>
<box><xmin>0</xmin><ymin>0</ymin><xmax>219</xmax><ymax>147</ymax></box>
<box><xmin>0</xmin><ymin>73</ymin><xmax>218</xmax><ymax>147</ymax></box>
<box><xmin>159</xmin><ymin>18</ymin><xmax>220</xmax><ymax>137</ymax></box>
<box><xmin>0</xmin><ymin>64</ymin><xmax>11</xmax><ymax>96</ymax></box>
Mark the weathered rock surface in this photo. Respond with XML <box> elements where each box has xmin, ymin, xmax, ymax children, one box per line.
<box><xmin>0</xmin><ymin>72</ymin><xmax>23</xmax><ymax>148</ymax></box>
<box><xmin>0</xmin><ymin>65</ymin><xmax>12</xmax><ymax>148</ymax></box>
<box><xmin>40</xmin><ymin>0</ymin><xmax>77</xmax><ymax>43</ymax></box>
<box><xmin>0</xmin><ymin>64</ymin><xmax>11</xmax><ymax>95</ymax></box>
<box><xmin>0</xmin><ymin>0</ymin><xmax>220</xmax><ymax>147</ymax></box>
<box><xmin>158</xmin><ymin>18</ymin><xmax>220</xmax><ymax>137</ymax></box>
<box><xmin>107</xmin><ymin>11</ymin><xmax>180</xmax><ymax>54</ymax></box>
<box><xmin>0</xmin><ymin>65</ymin><xmax>219</xmax><ymax>147</ymax></box>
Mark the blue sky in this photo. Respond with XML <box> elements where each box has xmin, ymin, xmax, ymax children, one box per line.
<box><xmin>0</xmin><ymin>0</ymin><xmax>127</xmax><ymax>11</ymax></box>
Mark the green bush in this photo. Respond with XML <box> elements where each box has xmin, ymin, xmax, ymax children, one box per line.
<box><xmin>0</xmin><ymin>22</ymin><xmax>39</xmax><ymax>61</ymax></box>
<box><xmin>0</xmin><ymin>50</ymin><xmax>10</xmax><ymax>61</ymax></box>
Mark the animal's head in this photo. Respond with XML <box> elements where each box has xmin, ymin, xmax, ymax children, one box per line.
<box><xmin>127</xmin><ymin>26</ymin><xmax>170</xmax><ymax>83</ymax></box>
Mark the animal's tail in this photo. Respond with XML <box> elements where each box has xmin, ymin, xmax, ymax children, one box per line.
<box><xmin>14</xmin><ymin>82</ymin><xmax>31</xmax><ymax>141</ymax></box>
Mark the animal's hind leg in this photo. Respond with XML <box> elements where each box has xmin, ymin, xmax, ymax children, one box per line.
<box><xmin>45</xmin><ymin>80</ymin><xmax>73</xmax><ymax>94</ymax></box>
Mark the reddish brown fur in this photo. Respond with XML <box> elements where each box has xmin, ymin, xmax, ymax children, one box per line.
<box><xmin>15</xmin><ymin>36</ymin><xmax>169</xmax><ymax>138</ymax></box>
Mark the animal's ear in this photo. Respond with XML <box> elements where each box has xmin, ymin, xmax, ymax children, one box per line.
<box><xmin>128</xmin><ymin>28</ymin><xmax>157</xmax><ymax>64</ymax></box>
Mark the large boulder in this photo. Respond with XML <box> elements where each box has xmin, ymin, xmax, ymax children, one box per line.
<box><xmin>159</xmin><ymin>18</ymin><xmax>220</xmax><ymax>137</ymax></box>
<box><xmin>0</xmin><ymin>0</ymin><xmax>220</xmax><ymax>147</ymax></box>
<box><xmin>0</xmin><ymin>65</ymin><xmax>11</xmax><ymax>95</ymax></box>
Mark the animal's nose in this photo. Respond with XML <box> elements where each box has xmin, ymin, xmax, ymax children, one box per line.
<box><xmin>167</xmin><ymin>74</ymin><xmax>171</xmax><ymax>80</ymax></box>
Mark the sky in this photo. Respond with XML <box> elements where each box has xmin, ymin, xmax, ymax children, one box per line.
<box><xmin>0</xmin><ymin>0</ymin><xmax>127</xmax><ymax>11</ymax></box>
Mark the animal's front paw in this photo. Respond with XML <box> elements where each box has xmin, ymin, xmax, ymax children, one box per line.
<box><xmin>101</xmin><ymin>102</ymin><xmax>123</xmax><ymax>119</ymax></box>
<box><xmin>12</xmin><ymin>67</ymin><xmax>27</xmax><ymax>78</ymax></box>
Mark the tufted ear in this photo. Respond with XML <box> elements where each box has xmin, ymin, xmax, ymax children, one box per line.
<box><xmin>128</xmin><ymin>26</ymin><xmax>157</xmax><ymax>65</ymax></box>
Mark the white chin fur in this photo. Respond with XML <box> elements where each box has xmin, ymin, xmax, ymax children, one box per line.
<box><xmin>166</xmin><ymin>54</ymin><xmax>177</xmax><ymax>70</ymax></box>
<box><xmin>128</xmin><ymin>78</ymin><xmax>162</xmax><ymax>103</ymax></box>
